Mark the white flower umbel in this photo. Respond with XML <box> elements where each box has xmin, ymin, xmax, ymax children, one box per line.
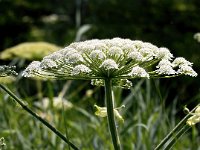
<box><xmin>23</xmin><ymin>38</ymin><xmax>197</xmax><ymax>83</ymax></box>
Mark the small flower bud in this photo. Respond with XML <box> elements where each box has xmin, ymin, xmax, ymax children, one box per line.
<box><xmin>94</xmin><ymin>104</ymin><xmax>124</xmax><ymax>122</ymax></box>
<box><xmin>186</xmin><ymin>105</ymin><xmax>200</xmax><ymax>126</ymax></box>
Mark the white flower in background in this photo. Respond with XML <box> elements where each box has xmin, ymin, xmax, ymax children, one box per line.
<box><xmin>23</xmin><ymin>38</ymin><xmax>197</xmax><ymax>87</ymax></box>
<box><xmin>35</xmin><ymin>97</ymin><xmax>73</xmax><ymax>110</ymax></box>
<box><xmin>0</xmin><ymin>65</ymin><xmax>17</xmax><ymax>77</ymax></box>
<box><xmin>194</xmin><ymin>33</ymin><xmax>200</xmax><ymax>42</ymax></box>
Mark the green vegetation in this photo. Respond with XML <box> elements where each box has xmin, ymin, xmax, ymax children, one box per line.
<box><xmin>0</xmin><ymin>79</ymin><xmax>199</xmax><ymax>149</ymax></box>
<box><xmin>0</xmin><ymin>0</ymin><xmax>199</xmax><ymax>149</ymax></box>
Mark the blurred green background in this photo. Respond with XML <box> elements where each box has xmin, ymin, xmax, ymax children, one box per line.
<box><xmin>0</xmin><ymin>0</ymin><xmax>200</xmax><ymax>149</ymax></box>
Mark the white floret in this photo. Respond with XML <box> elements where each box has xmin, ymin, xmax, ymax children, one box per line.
<box><xmin>156</xmin><ymin>65</ymin><xmax>176</xmax><ymax>75</ymax></box>
<box><xmin>156</xmin><ymin>47</ymin><xmax>173</xmax><ymax>60</ymax></box>
<box><xmin>43</xmin><ymin>51</ymin><xmax>63</xmax><ymax>61</ymax></box>
<box><xmin>156</xmin><ymin>59</ymin><xmax>173</xmax><ymax>68</ymax></box>
<box><xmin>129</xmin><ymin>66</ymin><xmax>149</xmax><ymax>78</ymax></box>
<box><xmin>63</xmin><ymin>48</ymin><xmax>78</xmax><ymax>57</ymax></box>
<box><xmin>100</xmin><ymin>59</ymin><xmax>119</xmax><ymax>70</ymax></box>
<box><xmin>107</xmin><ymin>46</ymin><xmax>124</xmax><ymax>57</ymax></box>
<box><xmin>139</xmin><ymin>47</ymin><xmax>154</xmax><ymax>61</ymax></box>
<box><xmin>177</xmin><ymin>65</ymin><xmax>197</xmax><ymax>77</ymax></box>
<box><xmin>65</xmin><ymin>53</ymin><xmax>84</xmax><ymax>64</ymax></box>
<box><xmin>90</xmin><ymin>50</ymin><xmax>106</xmax><ymax>60</ymax></box>
<box><xmin>76</xmin><ymin>43</ymin><xmax>95</xmax><ymax>53</ymax></box>
<box><xmin>172</xmin><ymin>57</ymin><xmax>193</xmax><ymax>67</ymax></box>
<box><xmin>40</xmin><ymin>59</ymin><xmax>58</xmax><ymax>69</ymax></box>
<box><xmin>121</xmin><ymin>44</ymin><xmax>135</xmax><ymax>52</ymax></box>
<box><xmin>71</xmin><ymin>64</ymin><xmax>92</xmax><ymax>75</ymax></box>
<box><xmin>128</xmin><ymin>51</ymin><xmax>143</xmax><ymax>62</ymax></box>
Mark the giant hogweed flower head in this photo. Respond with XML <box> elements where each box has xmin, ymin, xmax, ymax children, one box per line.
<box><xmin>23</xmin><ymin>38</ymin><xmax>197</xmax><ymax>88</ymax></box>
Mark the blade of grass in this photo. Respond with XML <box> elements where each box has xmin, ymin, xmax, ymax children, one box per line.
<box><xmin>154</xmin><ymin>105</ymin><xmax>199</xmax><ymax>150</ymax></box>
<box><xmin>0</xmin><ymin>84</ymin><xmax>79</xmax><ymax>150</ymax></box>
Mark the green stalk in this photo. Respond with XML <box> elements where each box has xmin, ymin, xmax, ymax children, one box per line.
<box><xmin>154</xmin><ymin>105</ymin><xmax>198</xmax><ymax>150</ymax></box>
<box><xmin>0</xmin><ymin>84</ymin><xmax>79</xmax><ymax>150</ymax></box>
<box><xmin>164</xmin><ymin>125</ymin><xmax>191</xmax><ymax>150</ymax></box>
<box><xmin>104</xmin><ymin>78</ymin><xmax>121</xmax><ymax>150</ymax></box>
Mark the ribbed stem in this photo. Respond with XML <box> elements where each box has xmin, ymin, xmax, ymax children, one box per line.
<box><xmin>104</xmin><ymin>78</ymin><xmax>121</xmax><ymax>150</ymax></box>
<box><xmin>0</xmin><ymin>84</ymin><xmax>79</xmax><ymax>150</ymax></box>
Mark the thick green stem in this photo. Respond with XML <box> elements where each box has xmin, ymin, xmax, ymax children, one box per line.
<box><xmin>0</xmin><ymin>84</ymin><xmax>79</xmax><ymax>150</ymax></box>
<box><xmin>104</xmin><ymin>78</ymin><xmax>121</xmax><ymax>150</ymax></box>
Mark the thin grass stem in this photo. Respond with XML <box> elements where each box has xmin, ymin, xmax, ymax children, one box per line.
<box><xmin>164</xmin><ymin>125</ymin><xmax>191</xmax><ymax>150</ymax></box>
<box><xmin>154</xmin><ymin>105</ymin><xmax>199</xmax><ymax>150</ymax></box>
<box><xmin>0</xmin><ymin>84</ymin><xmax>79</xmax><ymax>150</ymax></box>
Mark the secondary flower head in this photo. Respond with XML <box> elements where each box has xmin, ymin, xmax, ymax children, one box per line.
<box><xmin>23</xmin><ymin>38</ymin><xmax>197</xmax><ymax>87</ymax></box>
<box><xmin>0</xmin><ymin>42</ymin><xmax>61</xmax><ymax>60</ymax></box>
<box><xmin>94</xmin><ymin>104</ymin><xmax>124</xmax><ymax>122</ymax></box>
<box><xmin>0</xmin><ymin>65</ymin><xmax>17</xmax><ymax>77</ymax></box>
<box><xmin>186</xmin><ymin>105</ymin><xmax>200</xmax><ymax>126</ymax></box>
